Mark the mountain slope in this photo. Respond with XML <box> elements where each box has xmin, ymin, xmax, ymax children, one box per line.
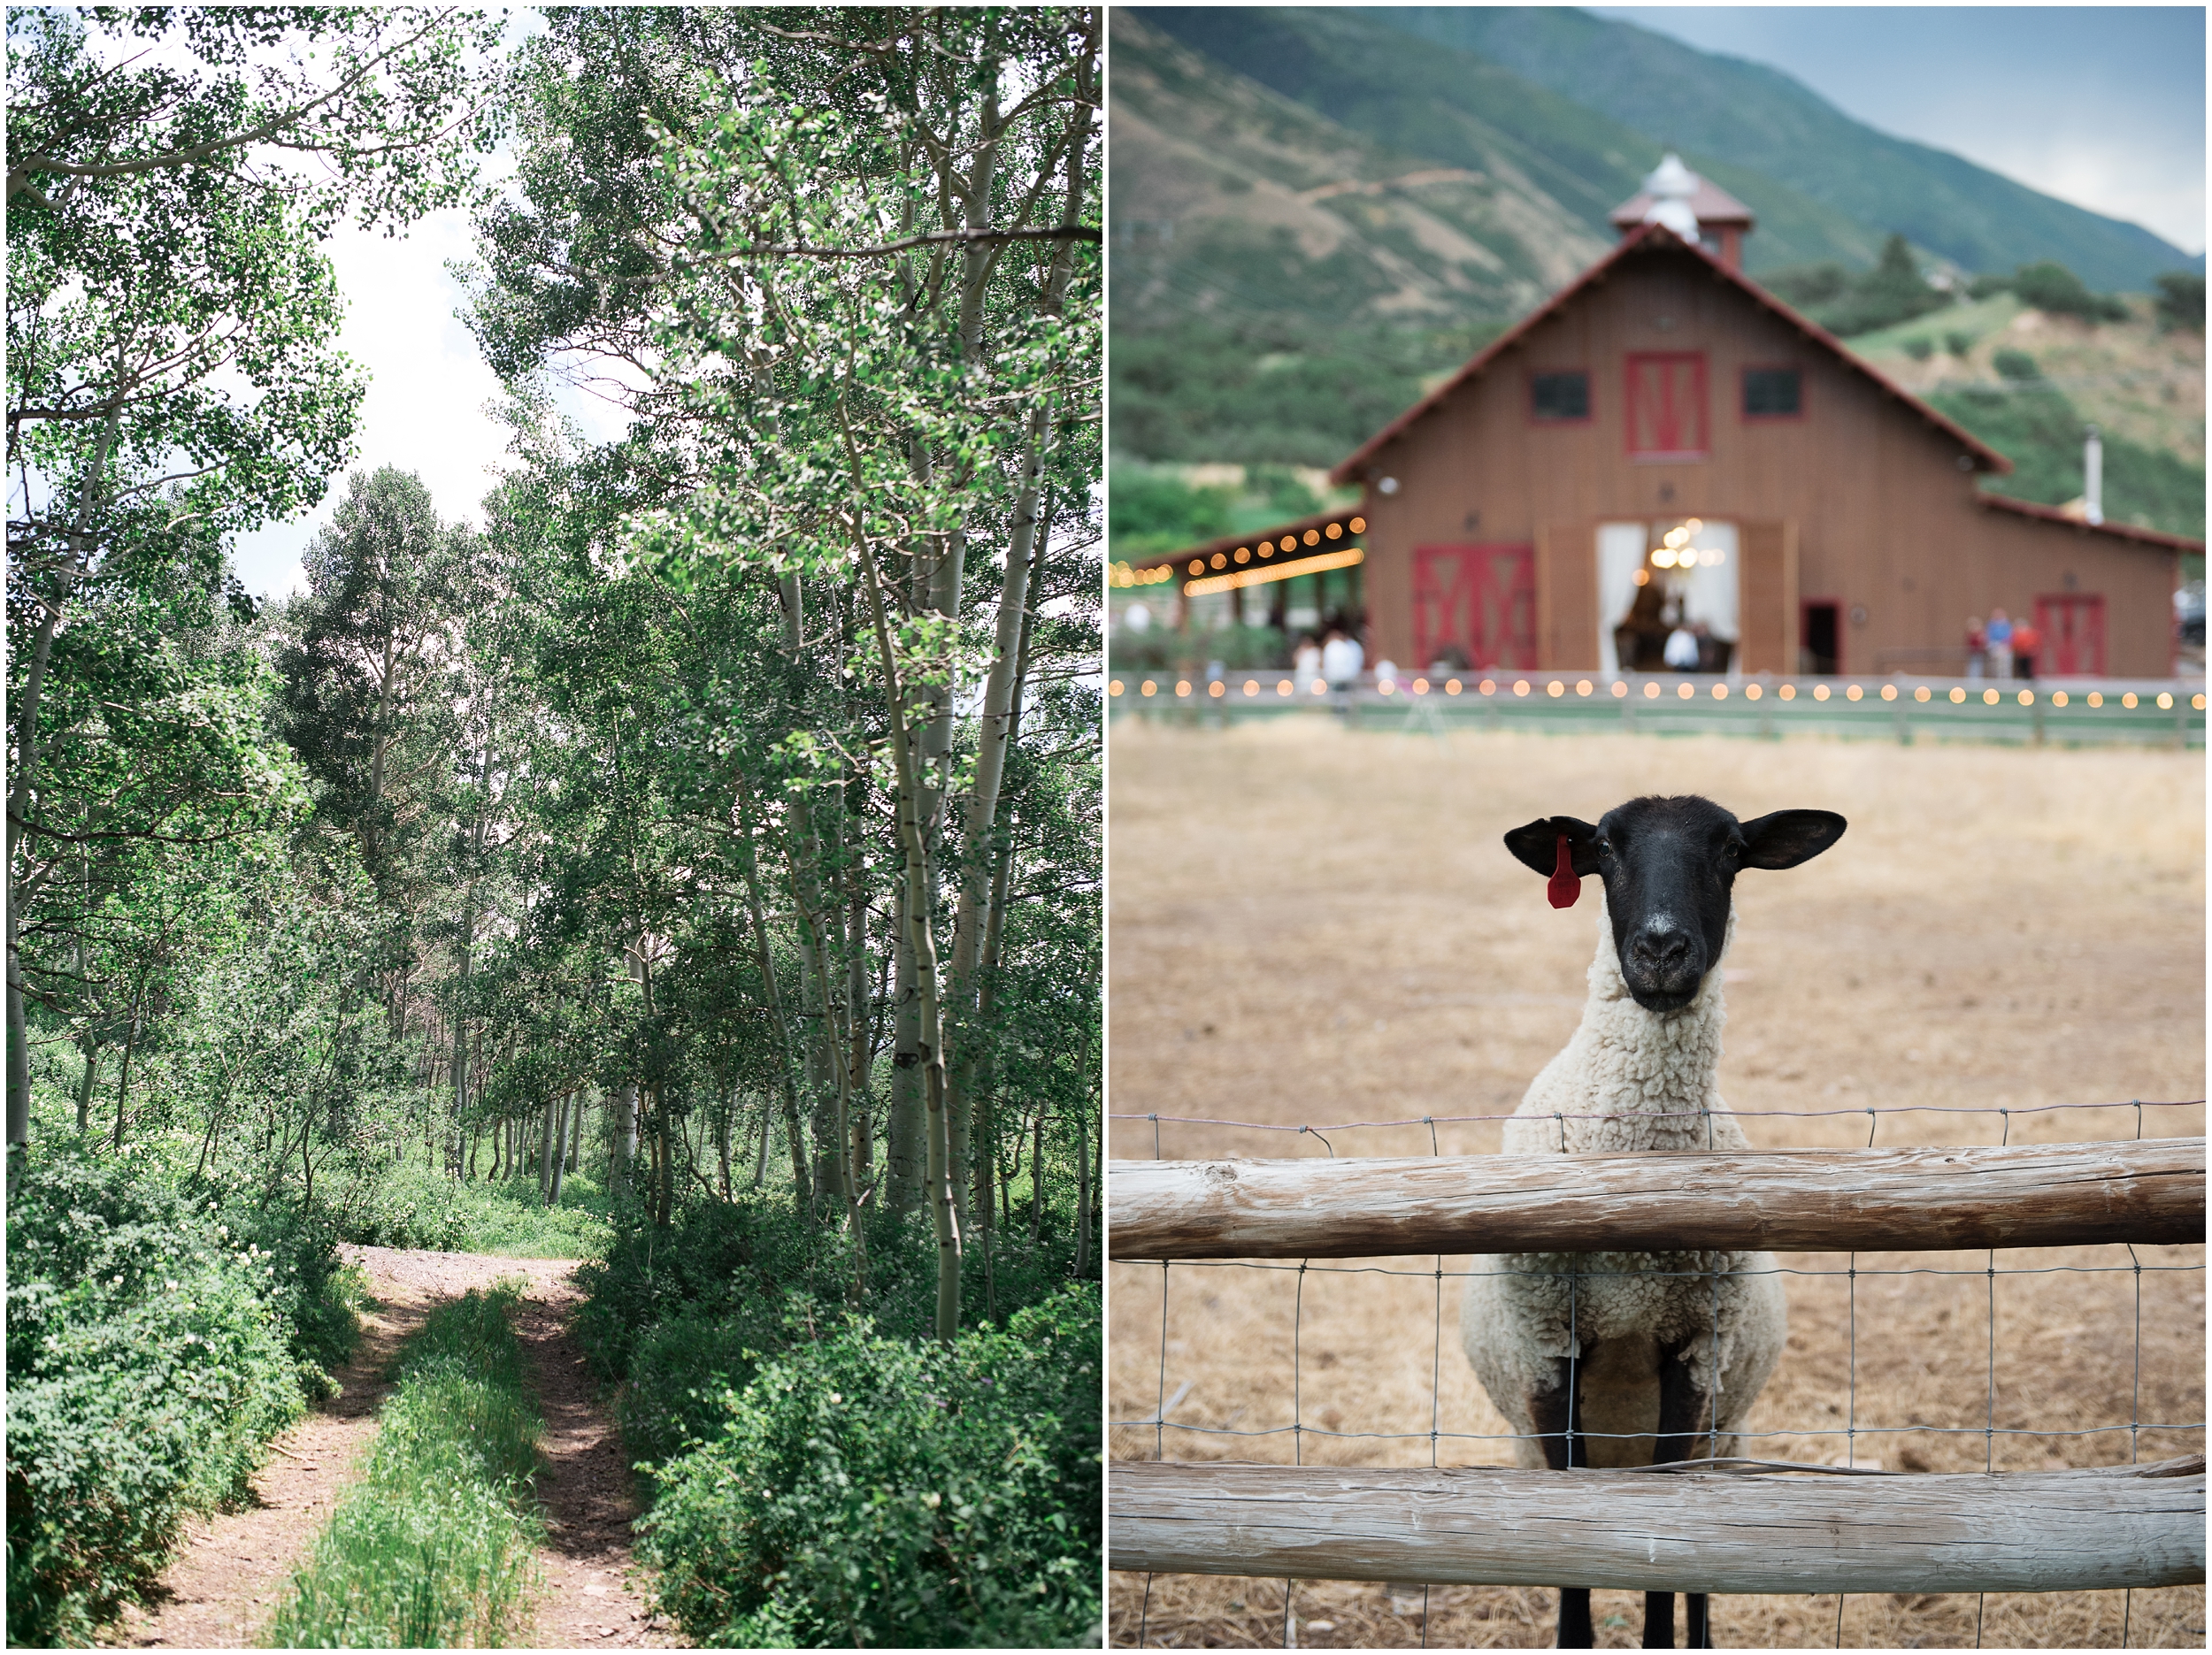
<box><xmin>1110</xmin><ymin>11</ymin><xmax>1609</xmax><ymax>333</ymax></box>
<box><xmin>1374</xmin><ymin>6</ymin><xmax>2198</xmax><ymax>290</ymax></box>
<box><xmin>1137</xmin><ymin>6</ymin><xmax>1884</xmax><ymax>278</ymax></box>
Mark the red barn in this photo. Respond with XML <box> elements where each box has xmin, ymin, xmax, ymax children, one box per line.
<box><xmin>1125</xmin><ymin>162</ymin><xmax>2199</xmax><ymax>681</ymax></box>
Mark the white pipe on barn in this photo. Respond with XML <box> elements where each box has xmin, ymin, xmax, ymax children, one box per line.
<box><xmin>2085</xmin><ymin>424</ymin><xmax>2104</xmax><ymax>525</ymax></box>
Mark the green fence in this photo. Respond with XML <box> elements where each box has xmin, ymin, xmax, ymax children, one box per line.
<box><xmin>1108</xmin><ymin>670</ymin><xmax>2206</xmax><ymax>748</ymax></box>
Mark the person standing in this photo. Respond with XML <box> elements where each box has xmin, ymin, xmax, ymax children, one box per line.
<box><xmin>1321</xmin><ymin>624</ymin><xmax>1363</xmax><ymax>716</ymax></box>
<box><xmin>1963</xmin><ymin>616</ymin><xmax>1985</xmax><ymax>678</ymax></box>
<box><xmin>1985</xmin><ymin>609</ymin><xmax>2013</xmax><ymax>679</ymax></box>
<box><xmin>2010</xmin><ymin>618</ymin><xmax>2042</xmax><ymax>680</ymax></box>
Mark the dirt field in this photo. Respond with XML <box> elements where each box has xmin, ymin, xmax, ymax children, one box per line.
<box><xmin>1106</xmin><ymin>720</ymin><xmax>2205</xmax><ymax>1649</ymax></box>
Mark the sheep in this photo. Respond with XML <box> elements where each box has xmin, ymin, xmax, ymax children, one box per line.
<box><xmin>1461</xmin><ymin>794</ymin><xmax>1846</xmax><ymax>1650</ymax></box>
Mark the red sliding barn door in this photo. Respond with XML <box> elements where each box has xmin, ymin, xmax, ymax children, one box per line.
<box><xmin>1413</xmin><ymin>544</ymin><xmax>1536</xmax><ymax>670</ymax></box>
<box><xmin>2033</xmin><ymin>594</ymin><xmax>2106</xmax><ymax>676</ymax></box>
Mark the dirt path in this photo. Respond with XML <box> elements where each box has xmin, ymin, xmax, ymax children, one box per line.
<box><xmin>104</xmin><ymin>1245</ymin><xmax>680</xmax><ymax>1649</ymax></box>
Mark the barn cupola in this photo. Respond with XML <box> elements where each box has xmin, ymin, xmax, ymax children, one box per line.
<box><xmin>1609</xmin><ymin>153</ymin><xmax>1755</xmax><ymax>271</ymax></box>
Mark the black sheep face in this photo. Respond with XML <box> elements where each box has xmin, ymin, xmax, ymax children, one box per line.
<box><xmin>1506</xmin><ymin>795</ymin><xmax>1847</xmax><ymax>1014</ymax></box>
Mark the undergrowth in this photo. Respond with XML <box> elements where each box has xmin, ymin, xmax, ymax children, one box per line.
<box><xmin>265</xmin><ymin>1284</ymin><xmax>544</xmax><ymax>1649</ymax></box>
<box><xmin>578</xmin><ymin>1191</ymin><xmax>1101</xmax><ymax>1647</ymax></box>
<box><xmin>636</xmin><ymin>1284</ymin><xmax>1102</xmax><ymax>1648</ymax></box>
<box><xmin>5</xmin><ymin>1138</ymin><xmax>353</xmax><ymax>1647</ymax></box>
<box><xmin>331</xmin><ymin>1160</ymin><xmax>613</xmax><ymax>1258</ymax></box>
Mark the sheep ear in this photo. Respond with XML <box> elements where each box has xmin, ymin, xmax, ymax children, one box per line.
<box><xmin>1504</xmin><ymin>816</ymin><xmax>1601</xmax><ymax>877</ymax></box>
<box><xmin>1739</xmin><ymin>809</ymin><xmax>1847</xmax><ymax>870</ymax></box>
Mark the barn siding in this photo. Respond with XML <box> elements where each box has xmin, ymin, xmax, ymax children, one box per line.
<box><xmin>1356</xmin><ymin>247</ymin><xmax>2183</xmax><ymax>676</ymax></box>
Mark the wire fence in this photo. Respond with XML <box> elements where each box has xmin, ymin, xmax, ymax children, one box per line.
<box><xmin>1108</xmin><ymin>1098</ymin><xmax>2206</xmax><ymax>1650</ymax></box>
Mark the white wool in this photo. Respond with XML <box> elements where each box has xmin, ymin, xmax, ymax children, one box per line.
<box><xmin>1463</xmin><ymin>894</ymin><xmax>1788</xmax><ymax>1469</ymax></box>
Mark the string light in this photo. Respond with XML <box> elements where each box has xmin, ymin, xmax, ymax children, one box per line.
<box><xmin>1378</xmin><ymin>679</ymin><xmax>1395</xmax><ymax>696</ymax></box>
<box><xmin>1547</xmin><ymin>679</ymin><xmax>1564</xmax><ymax>697</ymax></box>
<box><xmin>1304</xmin><ymin>529</ymin><xmax>1321</xmax><ymax>546</ymax></box>
<box><xmin>1576</xmin><ymin>678</ymin><xmax>1593</xmax><ymax>696</ymax></box>
<box><xmin>1713</xmin><ymin>683</ymin><xmax>1727</xmax><ymax>699</ymax></box>
<box><xmin>1779</xmin><ymin>684</ymin><xmax>1796</xmax><ymax>701</ymax></box>
<box><xmin>1210</xmin><ymin>553</ymin><xmax>1225</xmax><ymax>570</ymax></box>
<box><xmin>1845</xmin><ymin>684</ymin><xmax>1863</xmax><ymax>701</ymax></box>
<box><xmin>1141</xmin><ymin>680</ymin><xmax>1156</xmax><ymax>697</ymax></box>
<box><xmin>1349</xmin><ymin>517</ymin><xmax>1366</xmax><ymax>533</ymax></box>
<box><xmin>2194</xmin><ymin>694</ymin><xmax>2206</xmax><ymax>711</ymax></box>
<box><xmin>1984</xmin><ymin>688</ymin><xmax>2001</xmax><ymax>704</ymax></box>
<box><xmin>1325</xmin><ymin>522</ymin><xmax>1343</xmax><ymax>540</ymax></box>
<box><xmin>2051</xmin><ymin>690</ymin><xmax>2069</xmax><ymax>708</ymax></box>
<box><xmin>1612</xmin><ymin>679</ymin><xmax>1629</xmax><ymax>698</ymax></box>
<box><xmin>1311</xmin><ymin>678</ymin><xmax>1327</xmax><ymax>696</ymax></box>
<box><xmin>2017</xmin><ymin>689</ymin><xmax>2034</xmax><ymax>706</ymax></box>
<box><xmin>1278</xmin><ymin>679</ymin><xmax>1293</xmax><ymax>696</ymax></box>
<box><xmin>1880</xmin><ymin>684</ymin><xmax>1898</xmax><ymax>701</ymax></box>
<box><xmin>1950</xmin><ymin>687</ymin><xmax>1966</xmax><ymax>703</ymax></box>
<box><xmin>1110</xmin><ymin>679</ymin><xmax>1125</xmax><ymax>696</ymax></box>
<box><xmin>1479</xmin><ymin>678</ymin><xmax>1496</xmax><ymax>695</ymax></box>
<box><xmin>1644</xmin><ymin>681</ymin><xmax>1661</xmax><ymax>699</ymax></box>
<box><xmin>2157</xmin><ymin>692</ymin><xmax>2175</xmax><ymax>709</ymax></box>
<box><xmin>1632</xmin><ymin>568</ymin><xmax>1651</xmax><ymax>586</ymax></box>
<box><xmin>1233</xmin><ymin>547</ymin><xmax>1250</xmax><ymax>564</ymax></box>
<box><xmin>2088</xmin><ymin>691</ymin><xmax>2104</xmax><ymax>707</ymax></box>
<box><xmin>1513</xmin><ymin>678</ymin><xmax>1531</xmax><ymax>696</ymax></box>
<box><xmin>1677</xmin><ymin>681</ymin><xmax>1694</xmax><ymax>699</ymax></box>
<box><xmin>1447</xmin><ymin>678</ymin><xmax>1463</xmax><ymax>694</ymax></box>
<box><xmin>1186</xmin><ymin>547</ymin><xmax>1364</xmax><ymax>599</ymax></box>
<box><xmin>1242</xmin><ymin>679</ymin><xmax>1259</xmax><ymax>696</ymax></box>
<box><xmin>1745</xmin><ymin>683</ymin><xmax>1763</xmax><ymax>701</ymax></box>
<box><xmin>1915</xmin><ymin>686</ymin><xmax>1932</xmax><ymax>702</ymax></box>
<box><xmin>1176</xmin><ymin>680</ymin><xmax>1192</xmax><ymax>697</ymax></box>
<box><xmin>1814</xmin><ymin>685</ymin><xmax>1831</xmax><ymax>701</ymax></box>
<box><xmin>1413</xmin><ymin>677</ymin><xmax>1430</xmax><ymax>694</ymax></box>
<box><xmin>2122</xmin><ymin>692</ymin><xmax>2139</xmax><ymax>708</ymax></box>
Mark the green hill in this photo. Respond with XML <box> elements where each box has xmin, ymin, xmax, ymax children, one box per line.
<box><xmin>1373</xmin><ymin>7</ymin><xmax>2198</xmax><ymax>293</ymax></box>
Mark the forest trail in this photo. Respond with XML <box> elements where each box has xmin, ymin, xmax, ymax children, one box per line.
<box><xmin>104</xmin><ymin>1245</ymin><xmax>680</xmax><ymax>1650</ymax></box>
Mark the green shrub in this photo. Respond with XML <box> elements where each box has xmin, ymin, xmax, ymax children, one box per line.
<box><xmin>329</xmin><ymin>1160</ymin><xmax>611</xmax><ymax>1258</ymax></box>
<box><xmin>1902</xmin><ymin>336</ymin><xmax>1933</xmax><ymax>362</ymax></box>
<box><xmin>1108</xmin><ymin>469</ymin><xmax>1234</xmax><ymax>557</ymax></box>
<box><xmin>266</xmin><ymin>1286</ymin><xmax>542</xmax><ymax>1649</ymax></box>
<box><xmin>2155</xmin><ymin>272</ymin><xmax>2205</xmax><ymax>334</ymax></box>
<box><xmin>1993</xmin><ymin>349</ymin><xmax>2040</xmax><ymax>382</ymax></box>
<box><xmin>1944</xmin><ymin>331</ymin><xmax>1977</xmax><ymax>359</ymax></box>
<box><xmin>617</xmin><ymin>1302</ymin><xmax>792</xmax><ymax>1482</ymax></box>
<box><xmin>2011</xmin><ymin>259</ymin><xmax>2129</xmax><ymax>323</ymax></box>
<box><xmin>637</xmin><ymin>1284</ymin><xmax>1101</xmax><ymax>1649</ymax></box>
<box><xmin>7</xmin><ymin>1142</ymin><xmax>307</xmax><ymax>1645</ymax></box>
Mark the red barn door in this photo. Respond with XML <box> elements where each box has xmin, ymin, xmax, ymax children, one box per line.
<box><xmin>1413</xmin><ymin>544</ymin><xmax>1536</xmax><ymax>670</ymax></box>
<box><xmin>2033</xmin><ymin>594</ymin><xmax>2105</xmax><ymax>676</ymax></box>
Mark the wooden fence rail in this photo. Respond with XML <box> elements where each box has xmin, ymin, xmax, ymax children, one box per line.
<box><xmin>1109</xmin><ymin>1458</ymin><xmax>2208</xmax><ymax>1594</ymax></box>
<box><xmin>1108</xmin><ymin>1138</ymin><xmax>2205</xmax><ymax>1260</ymax></box>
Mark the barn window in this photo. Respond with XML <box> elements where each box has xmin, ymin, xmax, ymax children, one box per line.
<box><xmin>1743</xmin><ymin>365</ymin><xmax>1803</xmax><ymax>419</ymax></box>
<box><xmin>1529</xmin><ymin>371</ymin><xmax>1590</xmax><ymax>422</ymax></box>
<box><xmin>1624</xmin><ymin>353</ymin><xmax>1708</xmax><ymax>458</ymax></box>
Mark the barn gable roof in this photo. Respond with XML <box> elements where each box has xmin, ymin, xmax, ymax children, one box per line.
<box><xmin>1978</xmin><ymin>491</ymin><xmax>2204</xmax><ymax>552</ymax></box>
<box><xmin>1329</xmin><ymin>220</ymin><xmax>2014</xmax><ymax>487</ymax></box>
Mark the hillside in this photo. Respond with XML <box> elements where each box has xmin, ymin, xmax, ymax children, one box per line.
<box><xmin>1110</xmin><ymin>11</ymin><xmax>1609</xmax><ymax>333</ymax></box>
<box><xmin>1377</xmin><ymin>8</ymin><xmax>2199</xmax><ymax>293</ymax></box>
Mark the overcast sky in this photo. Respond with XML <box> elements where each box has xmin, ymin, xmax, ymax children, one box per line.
<box><xmin>1588</xmin><ymin>5</ymin><xmax>2206</xmax><ymax>257</ymax></box>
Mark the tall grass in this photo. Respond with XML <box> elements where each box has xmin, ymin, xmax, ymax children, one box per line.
<box><xmin>265</xmin><ymin>1284</ymin><xmax>543</xmax><ymax>1648</ymax></box>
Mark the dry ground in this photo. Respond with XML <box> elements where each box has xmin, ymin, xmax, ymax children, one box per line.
<box><xmin>1105</xmin><ymin>720</ymin><xmax>2206</xmax><ymax>1649</ymax></box>
<box><xmin>105</xmin><ymin>1246</ymin><xmax>678</xmax><ymax>1650</ymax></box>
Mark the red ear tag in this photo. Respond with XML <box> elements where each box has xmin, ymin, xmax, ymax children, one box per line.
<box><xmin>1547</xmin><ymin>832</ymin><xmax>1580</xmax><ymax>908</ymax></box>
